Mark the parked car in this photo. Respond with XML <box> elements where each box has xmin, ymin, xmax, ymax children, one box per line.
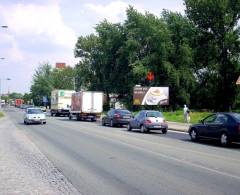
<box><xmin>188</xmin><ymin>113</ymin><xmax>240</xmax><ymax>146</ymax></box>
<box><xmin>127</xmin><ymin>110</ymin><xmax>168</xmax><ymax>134</ymax></box>
<box><xmin>102</xmin><ymin>109</ymin><xmax>132</xmax><ymax>127</ymax></box>
<box><xmin>24</xmin><ymin>107</ymin><xmax>46</xmax><ymax>125</ymax></box>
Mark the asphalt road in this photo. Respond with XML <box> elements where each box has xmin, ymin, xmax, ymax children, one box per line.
<box><xmin>5</xmin><ymin>107</ymin><xmax>240</xmax><ymax>195</ymax></box>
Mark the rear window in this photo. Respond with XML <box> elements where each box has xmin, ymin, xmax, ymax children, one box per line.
<box><xmin>116</xmin><ymin>110</ymin><xmax>131</xmax><ymax>115</ymax></box>
<box><xmin>146</xmin><ymin>111</ymin><xmax>163</xmax><ymax>118</ymax></box>
<box><xmin>231</xmin><ymin>113</ymin><xmax>240</xmax><ymax>122</ymax></box>
<box><xmin>27</xmin><ymin>109</ymin><xmax>43</xmax><ymax>114</ymax></box>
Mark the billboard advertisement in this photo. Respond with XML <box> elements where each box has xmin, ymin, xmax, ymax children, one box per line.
<box><xmin>133</xmin><ymin>86</ymin><xmax>169</xmax><ymax>105</ymax></box>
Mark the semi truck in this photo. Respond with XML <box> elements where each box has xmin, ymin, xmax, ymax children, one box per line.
<box><xmin>50</xmin><ymin>90</ymin><xmax>75</xmax><ymax>116</ymax></box>
<box><xmin>69</xmin><ymin>91</ymin><xmax>103</xmax><ymax>121</ymax></box>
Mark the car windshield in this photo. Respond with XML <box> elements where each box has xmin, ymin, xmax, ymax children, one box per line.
<box><xmin>231</xmin><ymin>113</ymin><xmax>240</xmax><ymax>122</ymax></box>
<box><xmin>27</xmin><ymin>109</ymin><xmax>43</xmax><ymax>114</ymax></box>
<box><xmin>146</xmin><ymin>111</ymin><xmax>163</xmax><ymax>118</ymax></box>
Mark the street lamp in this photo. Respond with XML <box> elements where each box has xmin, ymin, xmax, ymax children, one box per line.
<box><xmin>0</xmin><ymin>78</ymin><xmax>11</xmax><ymax>109</ymax></box>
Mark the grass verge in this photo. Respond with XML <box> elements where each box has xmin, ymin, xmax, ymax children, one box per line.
<box><xmin>0</xmin><ymin>112</ymin><xmax>4</xmax><ymax>118</ymax></box>
<box><xmin>163</xmin><ymin>110</ymin><xmax>212</xmax><ymax>124</ymax></box>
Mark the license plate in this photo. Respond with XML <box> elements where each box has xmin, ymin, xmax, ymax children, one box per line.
<box><xmin>154</xmin><ymin>125</ymin><xmax>161</xmax><ymax>128</ymax></box>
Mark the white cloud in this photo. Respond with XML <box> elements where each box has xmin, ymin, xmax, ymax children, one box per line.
<box><xmin>0</xmin><ymin>3</ymin><xmax>77</xmax><ymax>48</ymax></box>
<box><xmin>85</xmin><ymin>0</ymin><xmax>145</xmax><ymax>23</ymax></box>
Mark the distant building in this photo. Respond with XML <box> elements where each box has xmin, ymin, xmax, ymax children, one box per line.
<box><xmin>56</xmin><ymin>63</ymin><xmax>66</xmax><ymax>69</ymax></box>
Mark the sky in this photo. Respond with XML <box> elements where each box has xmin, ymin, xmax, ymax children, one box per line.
<box><xmin>0</xmin><ymin>0</ymin><xmax>185</xmax><ymax>94</ymax></box>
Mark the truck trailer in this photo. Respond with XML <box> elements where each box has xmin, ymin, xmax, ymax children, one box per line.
<box><xmin>15</xmin><ymin>99</ymin><xmax>24</xmax><ymax>108</ymax></box>
<box><xmin>50</xmin><ymin>90</ymin><xmax>75</xmax><ymax>116</ymax></box>
<box><xmin>69</xmin><ymin>91</ymin><xmax>103</xmax><ymax>121</ymax></box>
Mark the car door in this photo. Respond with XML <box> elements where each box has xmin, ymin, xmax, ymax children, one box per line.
<box><xmin>208</xmin><ymin>114</ymin><xmax>228</xmax><ymax>138</ymax></box>
<box><xmin>202</xmin><ymin>114</ymin><xmax>218</xmax><ymax>137</ymax></box>
<box><xmin>138</xmin><ymin>111</ymin><xmax>146</xmax><ymax>128</ymax></box>
<box><xmin>131</xmin><ymin>112</ymin><xmax>140</xmax><ymax>128</ymax></box>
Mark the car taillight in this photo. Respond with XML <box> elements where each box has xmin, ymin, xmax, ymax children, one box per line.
<box><xmin>144</xmin><ymin>119</ymin><xmax>152</xmax><ymax>124</ymax></box>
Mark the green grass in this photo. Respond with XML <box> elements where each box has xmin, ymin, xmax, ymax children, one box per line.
<box><xmin>104</xmin><ymin>109</ymin><xmax>212</xmax><ymax>124</ymax></box>
<box><xmin>163</xmin><ymin>110</ymin><xmax>212</xmax><ymax>124</ymax></box>
<box><xmin>0</xmin><ymin>112</ymin><xmax>4</xmax><ymax>118</ymax></box>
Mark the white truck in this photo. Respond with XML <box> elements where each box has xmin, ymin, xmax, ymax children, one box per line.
<box><xmin>50</xmin><ymin>90</ymin><xmax>75</xmax><ymax>116</ymax></box>
<box><xmin>69</xmin><ymin>91</ymin><xmax>103</xmax><ymax>121</ymax></box>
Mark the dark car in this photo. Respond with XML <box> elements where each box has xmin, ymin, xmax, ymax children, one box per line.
<box><xmin>127</xmin><ymin>110</ymin><xmax>168</xmax><ymax>134</ymax></box>
<box><xmin>188</xmin><ymin>113</ymin><xmax>240</xmax><ymax>146</ymax></box>
<box><xmin>102</xmin><ymin>109</ymin><xmax>132</xmax><ymax>127</ymax></box>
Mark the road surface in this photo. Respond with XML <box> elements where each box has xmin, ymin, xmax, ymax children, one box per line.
<box><xmin>5</xmin><ymin>107</ymin><xmax>240</xmax><ymax>195</ymax></box>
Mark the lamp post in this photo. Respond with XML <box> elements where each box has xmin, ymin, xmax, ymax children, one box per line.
<box><xmin>0</xmin><ymin>78</ymin><xmax>11</xmax><ymax>109</ymax></box>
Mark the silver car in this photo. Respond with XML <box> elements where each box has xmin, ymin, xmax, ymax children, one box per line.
<box><xmin>24</xmin><ymin>107</ymin><xmax>46</xmax><ymax>125</ymax></box>
<box><xmin>127</xmin><ymin>110</ymin><xmax>168</xmax><ymax>134</ymax></box>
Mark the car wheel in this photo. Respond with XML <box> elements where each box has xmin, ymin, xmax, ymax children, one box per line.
<box><xmin>110</xmin><ymin>120</ymin><xmax>114</xmax><ymax>127</ymax></box>
<box><xmin>140</xmin><ymin>125</ymin><xmax>146</xmax><ymax>133</ymax></box>
<box><xmin>220</xmin><ymin>132</ymin><xmax>230</xmax><ymax>146</ymax></box>
<box><xmin>43</xmin><ymin>122</ymin><xmax>46</xmax><ymax>124</ymax></box>
<box><xmin>69</xmin><ymin>115</ymin><xmax>72</xmax><ymax>120</ymax></box>
<box><xmin>24</xmin><ymin>120</ymin><xmax>26</xmax><ymax>124</ymax></box>
<box><xmin>127</xmin><ymin>123</ymin><xmax>132</xmax><ymax>131</ymax></box>
<box><xmin>190</xmin><ymin>129</ymin><xmax>198</xmax><ymax>141</ymax></box>
<box><xmin>162</xmin><ymin>128</ymin><xmax>167</xmax><ymax>134</ymax></box>
<box><xmin>51</xmin><ymin>112</ymin><xmax>53</xmax><ymax>116</ymax></box>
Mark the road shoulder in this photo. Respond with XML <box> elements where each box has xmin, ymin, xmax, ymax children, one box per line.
<box><xmin>0</xmin><ymin>115</ymin><xmax>81</xmax><ymax>195</ymax></box>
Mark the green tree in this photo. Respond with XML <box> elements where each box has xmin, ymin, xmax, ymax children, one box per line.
<box><xmin>22</xmin><ymin>93</ymin><xmax>32</xmax><ymax>104</ymax></box>
<box><xmin>51</xmin><ymin>66</ymin><xmax>76</xmax><ymax>90</ymax></box>
<box><xmin>30</xmin><ymin>63</ymin><xmax>53</xmax><ymax>106</ymax></box>
<box><xmin>185</xmin><ymin>0</ymin><xmax>240</xmax><ymax>111</ymax></box>
<box><xmin>162</xmin><ymin>10</ymin><xmax>197</xmax><ymax>109</ymax></box>
<box><xmin>75</xmin><ymin>21</ymin><xmax>130</xmax><ymax>104</ymax></box>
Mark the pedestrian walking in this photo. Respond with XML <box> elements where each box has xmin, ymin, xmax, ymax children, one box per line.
<box><xmin>183</xmin><ymin>104</ymin><xmax>190</xmax><ymax>123</ymax></box>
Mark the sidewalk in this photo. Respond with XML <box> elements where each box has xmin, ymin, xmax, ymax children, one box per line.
<box><xmin>167</xmin><ymin>121</ymin><xmax>191</xmax><ymax>132</ymax></box>
<box><xmin>0</xmin><ymin>115</ymin><xmax>81</xmax><ymax>195</ymax></box>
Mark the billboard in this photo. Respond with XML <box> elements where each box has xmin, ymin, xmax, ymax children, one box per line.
<box><xmin>133</xmin><ymin>86</ymin><xmax>169</xmax><ymax>105</ymax></box>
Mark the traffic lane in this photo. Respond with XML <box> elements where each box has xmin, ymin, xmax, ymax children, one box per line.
<box><xmin>89</xmin><ymin>118</ymin><xmax>240</xmax><ymax>148</ymax></box>
<box><xmin>19</xmin><ymin>116</ymin><xmax>240</xmax><ymax>195</ymax></box>
<box><xmin>48</xmin><ymin>118</ymin><xmax>240</xmax><ymax>178</ymax></box>
<box><xmin>6</xmin><ymin>109</ymin><xmax>240</xmax><ymax>195</ymax></box>
<box><xmin>56</xmin><ymin>117</ymin><xmax>240</xmax><ymax>172</ymax></box>
<box><xmin>8</xmin><ymin>111</ymin><xmax>201</xmax><ymax>195</ymax></box>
